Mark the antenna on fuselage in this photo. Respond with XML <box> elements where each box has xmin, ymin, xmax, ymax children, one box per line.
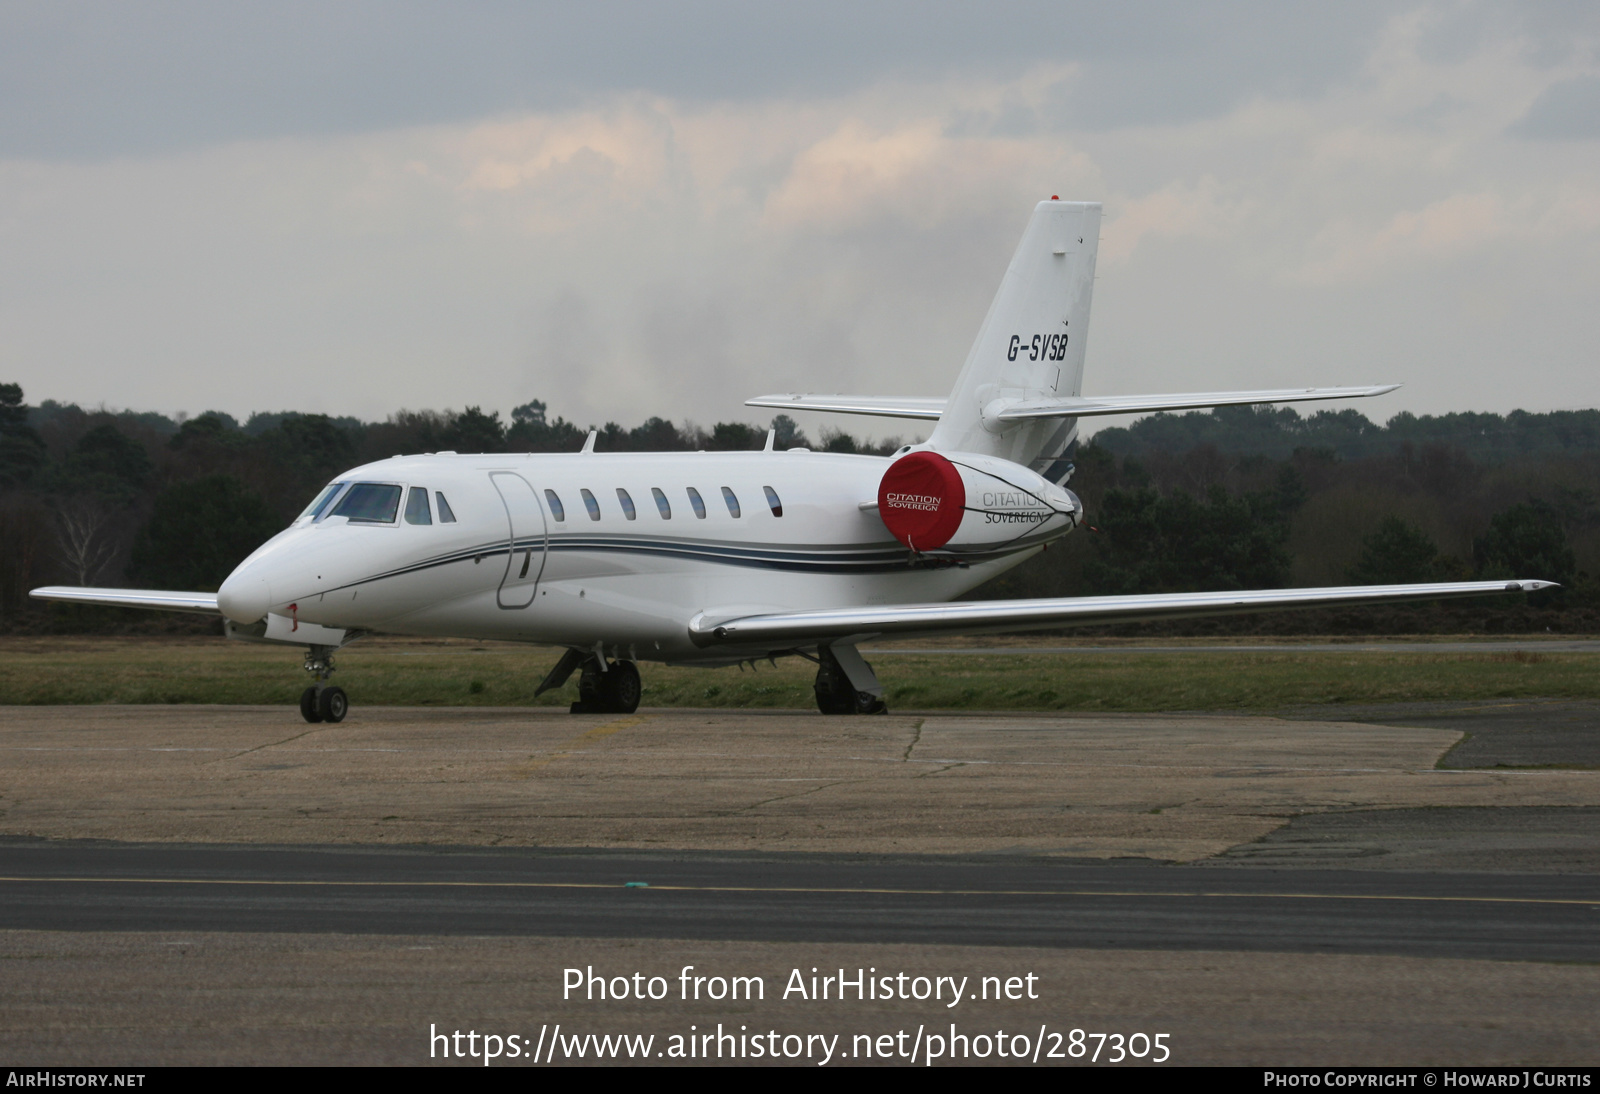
<box><xmin>763</xmin><ymin>428</ymin><xmax>776</xmax><ymax>452</ymax></box>
<box><xmin>581</xmin><ymin>430</ymin><xmax>597</xmax><ymax>454</ymax></box>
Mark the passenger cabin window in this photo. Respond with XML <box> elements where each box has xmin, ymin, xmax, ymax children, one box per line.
<box><xmin>686</xmin><ymin>487</ymin><xmax>707</xmax><ymax>519</ymax></box>
<box><xmin>581</xmin><ymin>488</ymin><xmax>601</xmax><ymax>520</ymax></box>
<box><xmin>435</xmin><ymin>492</ymin><xmax>457</xmax><ymax>523</ymax></box>
<box><xmin>721</xmin><ymin>486</ymin><xmax>741</xmax><ymax>518</ymax></box>
<box><xmin>404</xmin><ymin>486</ymin><xmax>432</xmax><ymax>525</ymax></box>
<box><xmin>544</xmin><ymin>489</ymin><xmax>565</xmax><ymax>522</ymax></box>
<box><xmin>301</xmin><ymin>482</ymin><xmax>345</xmax><ymax>522</ymax></box>
<box><xmin>331</xmin><ymin>483</ymin><xmax>402</xmax><ymax>523</ymax></box>
<box><xmin>651</xmin><ymin>487</ymin><xmax>671</xmax><ymax>519</ymax></box>
<box><xmin>764</xmin><ymin>486</ymin><xmax>783</xmax><ymax>517</ymax></box>
<box><xmin>616</xmin><ymin>488</ymin><xmax>637</xmax><ymax>520</ymax></box>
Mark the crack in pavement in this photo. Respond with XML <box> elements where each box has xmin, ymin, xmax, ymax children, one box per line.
<box><xmin>207</xmin><ymin>726</ymin><xmax>332</xmax><ymax>765</ymax></box>
<box><xmin>717</xmin><ymin>779</ymin><xmax>865</xmax><ymax>816</ymax></box>
<box><xmin>902</xmin><ymin>718</ymin><xmax>925</xmax><ymax>762</ymax></box>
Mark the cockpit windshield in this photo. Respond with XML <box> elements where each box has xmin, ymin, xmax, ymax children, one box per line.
<box><xmin>299</xmin><ymin>481</ymin><xmax>346</xmax><ymax>522</ymax></box>
<box><xmin>329</xmin><ymin>482</ymin><xmax>403</xmax><ymax>523</ymax></box>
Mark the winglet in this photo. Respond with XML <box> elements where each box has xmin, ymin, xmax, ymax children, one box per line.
<box><xmin>581</xmin><ymin>430</ymin><xmax>597</xmax><ymax>454</ymax></box>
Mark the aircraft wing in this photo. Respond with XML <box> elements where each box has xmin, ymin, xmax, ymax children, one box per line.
<box><xmin>30</xmin><ymin>586</ymin><xmax>221</xmax><ymax>615</ymax></box>
<box><xmin>688</xmin><ymin>580</ymin><xmax>1553</xmax><ymax>647</ymax></box>
<box><xmin>745</xmin><ymin>385</ymin><xmax>1396</xmax><ymax>422</ymax></box>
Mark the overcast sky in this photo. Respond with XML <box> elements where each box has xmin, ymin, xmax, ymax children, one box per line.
<box><xmin>2</xmin><ymin>1</ymin><xmax>1598</xmax><ymax>436</ymax></box>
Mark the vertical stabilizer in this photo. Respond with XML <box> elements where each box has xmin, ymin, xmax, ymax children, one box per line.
<box><xmin>927</xmin><ymin>199</ymin><xmax>1100</xmax><ymax>481</ymax></box>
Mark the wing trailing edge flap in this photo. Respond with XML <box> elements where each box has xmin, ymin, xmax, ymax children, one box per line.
<box><xmin>28</xmin><ymin>586</ymin><xmax>221</xmax><ymax>615</ymax></box>
<box><xmin>745</xmin><ymin>385</ymin><xmax>1397</xmax><ymax>423</ymax></box>
<box><xmin>688</xmin><ymin>580</ymin><xmax>1554</xmax><ymax>648</ymax></box>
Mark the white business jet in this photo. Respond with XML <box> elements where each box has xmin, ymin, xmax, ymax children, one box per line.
<box><xmin>32</xmin><ymin>199</ymin><xmax>1551</xmax><ymax>722</ymax></box>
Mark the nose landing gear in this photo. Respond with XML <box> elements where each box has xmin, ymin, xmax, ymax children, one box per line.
<box><xmin>298</xmin><ymin>644</ymin><xmax>348</xmax><ymax>723</ymax></box>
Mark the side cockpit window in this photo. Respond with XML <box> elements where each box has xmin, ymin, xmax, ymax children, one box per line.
<box><xmin>300</xmin><ymin>482</ymin><xmax>345</xmax><ymax>522</ymax></box>
<box><xmin>404</xmin><ymin>486</ymin><xmax>432</xmax><ymax>525</ymax></box>
<box><xmin>331</xmin><ymin>483</ymin><xmax>402</xmax><ymax>523</ymax></box>
<box><xmin>435</xmin><ymin>492</ymin><xmax>457</xmax><ymax>523</ymax></box>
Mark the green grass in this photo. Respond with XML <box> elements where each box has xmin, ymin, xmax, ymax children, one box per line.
<box><xmin>1</xmin><ymin>637</ymin><xmax>1597</xmax><ymax>711</ymax></box>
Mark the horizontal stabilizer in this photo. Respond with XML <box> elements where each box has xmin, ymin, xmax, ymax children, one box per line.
<box><xmin>745</xmin><ymin>394</ymin><xmax>946</xmax><ymax>421</ymax></box>
<box><xmin>996</xmin><ymin>385</ymin><xmax>1400</xmax><ymax>421</ymax></box>
<box><xmin>689</xmin><ymin>580</ymin><xmax>1553</xmax><ymax>647</ymax></box>
<box><xmin>29</xmin><ymin>586</ymin><xmax>221</xmax><ymax>615</ymax></box>
<box><xmin>746</xmin><ymin>385</ymin><xmax>1398</xmax><ymax>424</ymax></box>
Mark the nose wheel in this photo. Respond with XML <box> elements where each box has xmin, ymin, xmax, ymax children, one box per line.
<box><xmin>298</xmin><ymin>645</ymin><xmax>348</xmax><ymax>723</ymax></box>
<box><xmin>300</xmin><ymin>685</ymin><xmax>348</xmax><ymax>723</ymax></box>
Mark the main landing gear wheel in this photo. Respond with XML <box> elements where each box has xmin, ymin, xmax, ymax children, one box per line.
<box><xmin>813</xmin><ymin>646</ymin><xmax>887</xmax><ymax>715</ymax></box>
<box><xmin>572</xmin><ymin>658</ymin><xmax>641</xmax><ymax>714</ymax></box>
<box><xmin>814</xmin><ymin>676</ymin><xmax>886</xmax><ymax>715</ymax></box>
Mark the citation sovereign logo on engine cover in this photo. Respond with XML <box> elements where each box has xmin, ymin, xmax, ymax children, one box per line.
<box><xmin>885</xmin><ymin>493</ymin><xmax>943</xmax><ymax>511</ymax></box>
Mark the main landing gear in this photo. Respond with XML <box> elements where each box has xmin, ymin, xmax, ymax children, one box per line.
<box><xmin>535</xmin><ymin>647</ymin><xmax>642</xmax><ymax>714</ymax></box>
<box><xmin>532</xmin><ymin>642</ymin><xmax>884</xmax><ymax>717</ymax></box>
<box><xmin>813</xmin><ymin>644</ymin><xmax>887</xmax><ymax>715</ymax></box>
<box><xmin>298</xmin><ymin>644</ymin><xmax>348</xmax><ymax>723</ymax></box>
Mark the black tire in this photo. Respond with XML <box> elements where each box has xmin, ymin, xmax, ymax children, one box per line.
<box><xmin>813</xmin><ymin>652</ymin><xmax>857</xmax><ymax>714</ymax></box>
<box><xmin>597</xmin><ymin>660</ymin><xmax>642</xmax><ymax>714</ymax></box>
<box><xmin>300</xmin><ymin>687</ymin><xmax>324</xmax><ymax>723</ymax></box>
<box><xmin>814</xmin><ymin>678</ymin><xmax>855</xmax><ymax>714</ymax></box>
<box><xmin>318</xmin><ymin>686</ymin><xmax>348</xmax><ymax>723</ymax></box>
<box><xmin>576</xmin><ymin>661</ymin><xmax>604</xmax><ymax>707</ymax></box>
<box><xmin>855</xmin><ymin>692</ymin><xmax>888</xmax><ymax>715</ymax></box>
<box><xmin>813</xmin><ymin>666</ymin><xmax>888</xmax><ymax>715</ymax></box>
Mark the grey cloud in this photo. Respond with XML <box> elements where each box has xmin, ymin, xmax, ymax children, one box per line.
<box><xmin>2</xmin><ymin>0</ymin><xmax>1397</xmax><ymax>159</ymax></box>
<box><xmin>1510</xmin><ymin>76</ymin><xmax>1600</xmax><ymax>140</ymax></box>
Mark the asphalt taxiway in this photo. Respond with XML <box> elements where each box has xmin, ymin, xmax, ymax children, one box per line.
<box><xmin>3</xmin><ymin>841</ymin><xmax>1599</xmax><ymax>962</ymax></box>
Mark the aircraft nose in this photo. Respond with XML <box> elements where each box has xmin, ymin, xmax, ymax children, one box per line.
<box><xmin>217</xmin><ymin>567</ymin><xmax>271</xmax><ymax>625</ymax></box>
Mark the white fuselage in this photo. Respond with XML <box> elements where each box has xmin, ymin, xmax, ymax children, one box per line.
<box><xmin>217</xmin><ymin>448</ymin><xmax>1069</xmax><ymax>664</ymax></box>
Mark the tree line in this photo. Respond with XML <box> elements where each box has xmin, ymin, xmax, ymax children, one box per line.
<box><xmin>1093</xmin><ymin>402</ymin><xmax>1600</xmax><ymax>464</ymax></box>
<box><xmin>0</xmin><ymin>384</ymin><xmax>901</xmax><ymax>626</ymax></box>
<box><xmin>980</xmin><ymin>431</ymin><xmax>1598</xmax><ymax>634</ymax></box>
<box><xmin>1</xmin><ymin>382</ymin><xmax>1593</xmax><ymax>634</ymax></box>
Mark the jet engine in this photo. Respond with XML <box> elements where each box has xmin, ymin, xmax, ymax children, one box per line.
<box><xmin>876</xmin><ymin>449</ymin><xmax>1080</xmax><ymax>554</ymax></box>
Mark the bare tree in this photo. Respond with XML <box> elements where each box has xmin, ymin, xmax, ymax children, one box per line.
<box><xmin>53</xmin><ymin>496</ymin><xmax>119</xmax><ymax>586</ymax></box>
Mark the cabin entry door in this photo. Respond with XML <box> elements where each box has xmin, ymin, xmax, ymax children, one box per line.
<box><xmin>489</xmin><ymin>472</ymin><xmax>548</xmax><ymax>609</ymax></box>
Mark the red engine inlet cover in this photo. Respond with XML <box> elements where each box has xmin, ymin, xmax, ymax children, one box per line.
<box><xmin>878</xmin><ymin>451</ymin><xmax>966</xmax><ymax>551</ymax></box>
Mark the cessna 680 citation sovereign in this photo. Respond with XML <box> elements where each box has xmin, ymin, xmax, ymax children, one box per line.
<box><xmin>32</xmin><ymin>199</ymin><xmax>1552</xmax><ymax>722</ymax></box>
